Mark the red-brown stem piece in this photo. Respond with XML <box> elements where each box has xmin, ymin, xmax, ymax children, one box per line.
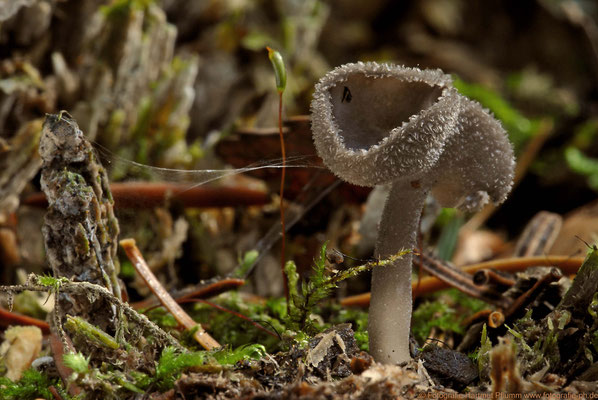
<box><xmin>49</xmin><ymin>386</ymin><xmax>65</xmax><ymax>400</ymax></box>
<box><xmin>0</xmin><ymin>306</ymin><xmax>50</xmax><ymax>334</ymax></box>
<box><xmin>120</xmin><ymin>238</ymin><xmax>220</xmax><ymax>350</ymax></box>
<box><xmin>49</xmin><ymin>333</ymin><xmax>81</xmax><ymax>396</ymax></box>
<box><xmin>22</xmin><ymin>182</ymin><xmax>269</xmax><ymax>209</ymax></box>
<box><xmin>131</xmin><ymin>278</ymin><xmax>245</xmax><ymax>310</ymax></box>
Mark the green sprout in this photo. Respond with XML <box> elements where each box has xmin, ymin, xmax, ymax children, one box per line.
<box><xmin>266</xmin><ymin>47</ymin><xmax>286</xmax><ymax>93</ymax></box>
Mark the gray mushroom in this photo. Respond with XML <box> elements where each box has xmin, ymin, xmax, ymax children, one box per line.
<box><xmin>310</xmin><ymin>62</ymin><xmax>515</xmax><ymax>364</ymax></box>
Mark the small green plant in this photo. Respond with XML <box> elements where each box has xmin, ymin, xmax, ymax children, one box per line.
<box><xmin>412</xmin><ymin>301</ymin><xmax>463</xmax><ymax>344</ymax></box>
<box><xmin>34</xmin><ymin>274</ymin><xmax>70</xmax><ymax>291</ymax></box>
<box><xmin>0</xmin><ymin>368</ymin><xmax>63</xmax><ymax>400</ymax></box>
<box><xmin>411</xmin><ymin>288</ymin><xmax>487</xmax><ymax>345</ymax></box>
<box><xmin>187</xmin><ymin>292</ymin><xmax>285</xmax><ymax>352</ymax></box>
<box><xmin>475</xmin><ymin>324</ymin><xmax>492</xmax><ymax>378</ymax></box>
<box><xmin>285</xmin><ymin>243</ymin><xmax>408</xmax><ymax>335</ymax></box>
<box><xmin>153</xmin><ymin>347</ymin><xmax>207</xmax><ymax>391</ymax></box>
<box><xmin>62</xmin><ymin>352</ymin><xmax>147</xmax><ymax>396</ymax></box>
<box><xmin>212</xmin><ymin>344</ymin><xmax>267</xmax><ymax>365</ymax></box>
<box><xmin>63</xmin><ymin>352</ymin><xmax>90</xmax><ymax>375</ymax></box>
<box><xmin>64</xmin><ymin>315</ymin><xmax>120</xmax><ymax>350</ymax></box>
<box><xmin>232</xmin><ymin>250</ymin><xmax>259</xmax><ymax>279</ymax></box>
<box><xmin>151</xmin><ymin>344</ymin><xmax>267</xmax><ymax>391</ymax></box>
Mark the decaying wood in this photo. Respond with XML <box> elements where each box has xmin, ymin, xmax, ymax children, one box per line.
<box><xmin>40</xmin><ymin>112</ymin><xmax>122</xmax><ymax>336</ymax></box>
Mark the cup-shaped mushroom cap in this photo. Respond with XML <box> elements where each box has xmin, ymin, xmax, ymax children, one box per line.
<box><xmin>429</xmin><ymin>97</ymin><xmax>515</xmax><ymax>212</ymax></box>
<box><xmin>311</xmin><ymin>62</ymin><xmax>461</xmax><ymax>187</ymax></box>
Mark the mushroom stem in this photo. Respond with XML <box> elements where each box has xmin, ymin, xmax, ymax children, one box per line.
<box><xmin>369</xmin><ymin>180</ymin><xmax>427</xmax><ymax>364</ymax></box>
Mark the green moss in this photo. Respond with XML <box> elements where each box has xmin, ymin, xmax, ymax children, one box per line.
<box><xmin>119</xmin><ymin>260</ymin><xmax>135</xmax><ymax>279</ymax></box>
<box><xmin>189</xmin><ymin>292</ymin><xmax>286</xmax><ymax>353</ymax></box>
<box><xmin>475</xmin><ymin>324</ymin><xmax>492</xmax><ymax>378</ymax></box>
<box><xmin>63</xmin><ymin>353</ymin><xmax>90</xmax><ymax>375</ymax></box>
<box><xmin>212</xmin><ymin>344</ymin><xmax>267</xmax><ymax>365</ymax></box>
<box><xmin>145</xmin><ymin>307</ymin><xmax>178</xmax><ymax>329</ymax></box>
<box><xmin>153</xmin><ymin>347</ymin><xmax>207</xmax><ymax>391</ymax></box>
<box><xmin>11</xmin><ymin>292</ymin><xmax>47</xmax><ymax>320</ymax></box>
<box><xmin>412</xmin><ymin>300</ymin><xmax>462</xmax><ymax>344</ymax></box>
<box><xmin>0</xmin><ymin>369</ymin><xmax>62</xmax><ymax>400</ymax></box>
<box><xmin>35</xmin><ymin>274</ymin><xmax>70</xmax><ymax>290</ymax></box>
<box><xmin>65</xmin><ymin>315</ymin><xmax>120</xmax><ymax>349</ymax></box>
<box><xmin>412</xmin><ymin>289</ymin><xmax>488</xmax><ymax>345</ymax></box>
<box><xmin>286</xmin><ymin>243</ymin><xmax>408</xmax><ymax>335</ymax></box>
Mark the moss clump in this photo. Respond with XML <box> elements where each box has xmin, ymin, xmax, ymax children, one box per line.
<box><xmin>0</xmin><ymin>369</ymin><xmax>62</xmax><ymax>400</ymax></box>
<box><xmin>412</xmin><ymin>288</ymin><xmax>488</xmax><ymax>345</ymax></box>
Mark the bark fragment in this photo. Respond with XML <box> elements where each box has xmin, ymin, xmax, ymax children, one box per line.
<box><xmin>40</xmin><ymin>112</ymin><xmax>121</xmax><ymax>332</ymax></box>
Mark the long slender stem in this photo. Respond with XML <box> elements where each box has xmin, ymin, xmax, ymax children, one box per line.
<box><xmin>277</xmin><ymin>91</ymin><xmax>289</xmax><ymax>306</ymax></box>
<box><xmin>369</xmin><ymin>181</ymin><xmax>427</xmax><ymax>364</ymax></box>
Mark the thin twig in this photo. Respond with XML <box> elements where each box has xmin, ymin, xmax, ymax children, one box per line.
<box><xmin>473</xmin><ymin>269</ymin><xmax>517</xmax><ymax>287</ymax></box>
<box><xmin>0</xmin><ymin>305</ymin><xmax>50</xmax><ymax>333</ymax></box>
<box><xmin>48</xmin><ymin>385</ymin><xmax>65</xmax><ymax>400</ymax></box>
<box><xmin>131</xmin><ymin>278</ymin><xmax>245</xmax><ymax>310</ymax></box>
<box><xmin>341</xmin><ymin>255</ymin><xmax>585</xmax><ymax>307</ymax></box>
<box><xmin>502</xmin><ymin>267</ymin><xmax>563</xmax><ymax>319</ymax></box>
<box><xmin>120</xmin><ymin>238</ymin><xmax>220</xmax><ymax>350</ymax></box>
<box><xmin>417</xmin><ymin>253</ymin><xmax>511</xmax><ymax>308</ymax></box>
<box><xmin>22</xmin><ymin>182</ymin><xmax>269</xmax><ymax>209</ymax></box>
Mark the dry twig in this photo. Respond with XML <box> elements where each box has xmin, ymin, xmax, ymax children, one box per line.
<box><xmin>120</xmin><ymin>238</ymin><xmax>221</xmax><ymax>350</ymax></box>
<box><xmin>341</xmin><ymin>255</ymin><xmax>584</xmax><ymax>307</ymax></box>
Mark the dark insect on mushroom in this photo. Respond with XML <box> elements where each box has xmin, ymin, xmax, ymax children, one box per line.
<box><xmin>341</xmin><ymin>86</ymin><xmax>352</xmax><ymax>103</ymax></box>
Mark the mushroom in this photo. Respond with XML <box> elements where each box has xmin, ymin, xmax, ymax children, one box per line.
<box><xmin>310</xmin><ymin>62</ymin><xmax>515</xmax><ymax>364</ymax></box>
